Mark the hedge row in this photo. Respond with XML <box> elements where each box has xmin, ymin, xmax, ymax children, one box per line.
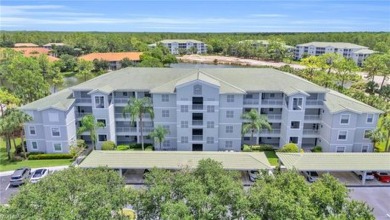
<box><xmin>242</xmin><ymin>144</ymin><xmax>275</xmax><ymax>152</ymax></box>
<box><xmin>28</xmin><ymin>154</ymin><xmax>73</xmax><ymax>160</ymax></box>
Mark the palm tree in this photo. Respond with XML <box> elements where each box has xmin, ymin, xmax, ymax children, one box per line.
<box><xmin>149</xmin><ymin>125</ymin><xmax>168</xmax><ymax>150</ymax></box>
<box><xmin>367</xmin><ymin>128</ymin><xmax>385</xmax><ymax>152</ymax></box>
<box><xmin>77</xmin><ymin>114</ymin><xmax>105</xmax><ymax>150</ymax></box>
<box><xmin>0</xmin><ymin>112</ymin><xmax>17</xmax><ymax>160</ymax></box>
<box><xmin>241</xmin><ymin>109</ymin><xmax>272</xmax><ymax>146</ymax></box>
<box><xmin>8</xmin><ymin>109</ymin><xmax>32</xmax><ymax>159</ymax></box>
<box><xmin>381</xmin><ymin>115</ymin><xmax>390</xmax><ymax>152</ymax></box>
<box><xmin>123</xmin><ymin>97</ymin><xmax>154</xmax><ymax>151</ymax></box>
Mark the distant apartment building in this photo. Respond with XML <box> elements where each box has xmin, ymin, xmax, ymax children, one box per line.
<box><xmin>20</xmin><ymin>68</ymin><xmax>382</xmax><ymax>154</ymax></box>
<box><xmin>42</xmin><ymin>43</ymin><xmax>66</xmax><ymax>50</ymax></box>
<box><xmin>238</xmin><ymin>40</ymin><xmax>295</xmax><ymax>51</ymax></box>
<box><xmin>149</xmin><ymin>39</ymin><xmax>207</xmax><ymax>55</ymax></box>
<box><xmin>79</xmin><ymin>52</ymin><xmax>142</xmax><ymax>70</ymax></box>
<box><xmin>14</xmin><ymin>43</ymin><xmax>39</xmax><ymax>48</ymax></box>
<box><xmin>294</xmin><ymin>42</ymin><xmax>375</xmax><ymax>66</ymax></box>
<box><xmin>12</xmin><ymin>47</ymin><xmax>59</xmax><ymax>62</ymax></box>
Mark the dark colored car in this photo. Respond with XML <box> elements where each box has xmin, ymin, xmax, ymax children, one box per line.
<box><xmin>10</xmin><ymin>167</ymin><xmax>31</xmax><ymax>186</ymax></box>
<box><xmin>373</xmin><ymin>172</ymin><xmax>390</xmax><ymax>183</ymax></box>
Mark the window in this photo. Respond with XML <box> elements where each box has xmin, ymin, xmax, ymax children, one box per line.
<box><xmin>181</xmin><ymin>136</ymin><xmax>188</xmax><ymax>143</ymax></box>
<box><xmin>292</xmin><ymin>98</ymin><xmax>303</xmax><ymax>110</ymax></box>
<box><xmin>245</xmin><ymin>94</ymin><xmax>253</xmax><ymax>99</ymax></box>
<box><xmin>181</xmin><ymin>105</ymin><xmax>188</xmax><ymax>112</ymax></box>
<box><xmin>207</xmin><ymin>105</ymin><xmax>215</xmax><ymax>113</ymax></box>
<box><xmin>340</xmin><ymin>115</ymin><xmax>349</xmax><ymax>124</ymax></box>
<box><xmin>98</xmin><ymin>135</ymin><xmax>107</xmax><ymax>142</ymax></box>
<box><xmin>162</xmin><ymin>110</ymin><xmax>169</xmax><ymax>118</ymax></box>
<box><xmin>225</xmin><ymin>141</ymin><xmax>233</xmax><ymax>148</ymax></box>
<box><xmin>361</xmin><ymin>145</ymin><xmax>369</xmax><ymax>152</ymax></box>
<box><xmin>207</xmin><ymin>137</ymin><xmax>214</xmax><ymax>144</ymax></box>
<box><xmin>97</xmin><ymin>119</ymin><xmax>106</xmax><ymax>127</ymax></box>
<box><xmin>289</xmin><ymin>137</ymin><xmax>298</xmax><ymax>144</ymax></box>
<box><xmin>226</xmin><ymin>126</ymin><xmax>233</xmax><ymax>133</ymax></box>
<box><xmin>336</xmin><ymin>146</ymin><xmax>345</xmax><ymax>153</ymax></box>
<box><xmin>338</xmin><ymin>131</ymin><xmax>347</xmax><ymax>140</ymax></box>
<box><xmin>31</xmin><ymin>142</ymin><xmax>38</xmax><ymax>150</ymax></box>
<box><xmin>51</xmin><ymin>128</ymin><xmax>60</xmax><ymax>137</ymax></box>
<box><xmin>226</xmin><ymin>111</ymin><xmax>234</xmax><ymax>118</ymax></box>
<box><xmin>123</xmin><ymin>92</ymin><xmax>128</xmax><ymax>96</ymax></box>
<box><xmin>227</xmin><ymin>95</ymin><xmax>234</xmax><ymax>102</ymax></box>
<box><xmin>366</xmin><ymin>114</ymin><xmax>374</xmax><ymax>123</ymax></box>
<box><xmin>48</xmin><ymin>113</ymin><xmax>59</xmax><ymax>122</ymax></box>
<box><xmin>290</xmin><ymin>121</ymin><xmax>300</xmax><ymax>129</ymax></box>
<box><xmin>162</xmin><ymin>94</ymin><xmax>169</xmax><ymax>102</ymax></box>
<box><xmin>29</xmin><ymin>126</ymin><xmax>36</xmax><ymax>135</ymax></box>
<box><xmin>95</xmin><ymin>96</ymin><xmax>104</xmax><ymax>108</ymax></box>
<box><xmin>207</xmin><ymin>121</ymin><xmax>214</xmax><ymax>128</ymax></box>
<box><xmin>53</xmin><ymin>143</ymin><xmax>62</xmax><ymax>152</ymax></box>
<box><xmin>270</xmin><ymin>93</ymin><xmax>275</xmax><ymax>98</ymax></box>
<box><xmin>163</xmin><ymin>140</ymin><xmax>170</xmax><ymax>147</ymax></box>
<box><xmin>269</xmin><ymin>108</ymin><xmax>274</xmax><ymax>112</ymax></box>
<box><xmin>181</xmin><ymin>121</ymin><xmax>188</xmax><ymax>128</ymax></box>
<box><xmin>363</xmin><ymin>130</ymin><xmax>370</xmax><ymax>139</ymax></box>
<box><xmin>193</xmin><ymin>85</ymin><xmax>202</xmax><ymax>95</ymax></box>
<box><xmin>163</xmin><ymin>125</ymin><xmax>170</xmax><ymax>134</ymax></box>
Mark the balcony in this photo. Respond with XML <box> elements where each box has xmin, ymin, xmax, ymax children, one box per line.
<box><xmin>267</xmin><ymin>114</ymin><xmax>282</xmax><ymax>120</ymax></box>
<box><xmin>304</xmin><ymin>115</ymin><xmax>321</xmax><ymax>120</ymax></box>
<box><xmin>76</xmin><ymin>112</ymin><xmax>92</xmax><ymax>118</ymax></box>
<box><xmin>116</xmin><ymin>127</ymin><xmax>137</xmax><ymax>133</ymax></box>
<box><xmin>115</xmin><ymin>113</ymin><xmax>131</xmax><ymax>119</ymax></box>
<box><xmin>192</xmin><ymin>120</ymin><xmax>203</xmax><ymax>126</ymax></box>
<box><xmin>192</xmin><ymin>135</ymin><xmax>203</xmax><ymax>141</ymax></box>
<box><xmin>243</xmin><ymin>99</ymin><xmax>259</xmax><ymax>105</ymax></box>
<box><xmin>192</xmin><ymin>104</ymin><xmax>204</xmax><ymax>110</ymax></box>
<box><xmin>260</xmin><ymin>129</ymin><xmax>281</xmax><ymax>134</ymax></box>
<box><xmin>303</xmin><ymin>129</ymin><xmax>320</xmax><ymax>135</ymax></box>
<box><xmin>139</xmin><ymin>127</ymin><xmax>154</xmax><ymax>132</ymax></box>
<box><xmin>306</xmin><ymin>100</ymin><xmax>323</xmax><ymax>106</ymax></box>
<box><xmin>114</xmin><ymin>98</ymin><xmax>130</xmax><ymax>104</ymax></box>
<box><xmin>75</xmin><ymin>98</ymin><xmax>92</xmax><ymax>104</ymax></box>
<box><xmin>262</xmin><ymin>99</ymin><xmax>283</xmax><ymax>106</ymax></box>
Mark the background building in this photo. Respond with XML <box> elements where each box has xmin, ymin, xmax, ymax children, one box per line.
<box><xmin>79</xmin><ymin>52</ymin><xmax>142</xmax><ymax>70</ymax></box>
<box><xmin>149</xmin><ymin>39</ymin><xmax>207</xmax><ymax>55</ymax></box>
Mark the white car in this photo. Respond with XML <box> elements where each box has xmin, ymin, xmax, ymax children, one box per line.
<box><xmin>30</xmin><ymin>168</ymin><xmax>49</xmax><ymax>183</ymax></box>
<box><xmin>302</xmin><ymin>171</ymin><xmax>319</xmax><ymax>182</ymax></box>
<box><xmin>248</xmin><ymin>170</ymin><xmax>274</xmax><ymax>182</ymax></box>
<box><xmin>353</xmin><ymin>171</ymin><xmax>375</xmax><ymax>180</ymax></box>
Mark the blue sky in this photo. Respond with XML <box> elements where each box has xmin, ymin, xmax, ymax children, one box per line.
<box><xmin>1</xmin><ymin>0</ymin><xmax>389</xmax><ymax>32</ymax></box>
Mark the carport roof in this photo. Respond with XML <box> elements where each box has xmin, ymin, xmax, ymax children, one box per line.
<box><xmin>276</xmin><ymin>153</ymin><xmax>390</xmax><ymax>171</ymax></box>
<box><xmin>79</xmin><ymin>151</ymin><xmax>272</xmax><ymax>170</ymax></box>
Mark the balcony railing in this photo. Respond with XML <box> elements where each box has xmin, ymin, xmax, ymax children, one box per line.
<box><xmin>303</xmin><ymin>129</ymin><xmax>320</xmax><ymax>135</ymax></box>
<box><xmin>192</xmin><ymin>104</ymin><xmax>204</xmax><ymax>110</ymax></box>
<box><xmin>192</xmin><ymin>120</ymin><xmax>203</xmax><ymax>126</ymax></box>
<box><xmin>243</xmin><ymin>99</ymin><xmax>259</xmax><ymax>105</ymax></box>
<box><xmin>115</xmin><ymin>113</ymin><xmax>131</xmax><ymax>118</ymax></box>
<box><xmin>139</xmin><ymin>127</ymin><xmax>154</xmax><ymax>132</ymax></box>
<box><xmin>76</xmin><ymin>112</ymin><xmax>92</xmax><ymax>118</ymax></box>
<box><xmin>306</xmin><ymin>100</ymin><xmax>323</xmax><ymax>106</ymax></box>
<box><xmin>114</xmin><ymin>98</ymin><xmax>130</xmax><ymax>104</ymax></box>
<box><xmin>116</xmin><ymin>127</ymin><xmax>137</xmax><ymax>133</ymax></box>
<box><xmin>262</xmin><ymin>99</ymin><xmax>283</xmax><ymax>105</ymax></box>
<box><xmin>304</xmin><ymin>115</ymin><xmax>321</xmax><ymax>120</ymax></box>
<box><xmin>260</xmin><ymin>129</ymin><xmax>281</xmax><ymax>134</ymax></box>
<box><xmin>75</xmin><ymin>98</ymin><xmax>92</xmax><ymax>103</ymax></box>
<box><xmin>192</xmin><ymin>135</ymin><xmax>203</xmax><ymax>141</ymax></box>
<box><xmin>267</xmin><ymin>114</ymin><xmax>282</xmax><ymax>120</ymax></box>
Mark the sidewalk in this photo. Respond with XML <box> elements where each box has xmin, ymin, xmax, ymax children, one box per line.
<box><xmin>0</xmin><ymin>165</ymin><xmax>69</xmax><ymax>177</ymax></box>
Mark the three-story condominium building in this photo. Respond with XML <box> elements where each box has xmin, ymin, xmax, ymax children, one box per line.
<box><xmin>294</xmin><ymin>42</ymin><xmax>375</xmax><ymax>66</ymax></box>
<box><xmin>20</xmin><ymin>68</ymin><xmax>382</xmax><ymax>153</ymax></box>
<box><xmin>149</xmin><ymin>39</ymin><xmax>207</xmax><ymax>55</ymax></box>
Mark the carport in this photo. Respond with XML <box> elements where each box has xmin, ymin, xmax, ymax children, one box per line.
<box><xmin>276</xmin><ymin>152</ymin><xmax>390</xmax><ymax>185</ymax></box>
<box><xmin>79</xmin><ymin>151</ymin><xmax>272</xmax><ymax>176</ymax></box>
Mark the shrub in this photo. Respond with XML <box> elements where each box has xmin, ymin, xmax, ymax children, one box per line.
<box><xmin>242</xmin><ymin>145</ymin><xmax>252</xmax><ymax>152</ymax></box>
<box><xmin>145</xmin><ymin>146</ymin><xmax>154</xmax><ymax>151</ymax></box>
<box><xmin>77</xmin><ymin>139</ymin><xmax>86</xmax><ymax>148</ymax></box>
<box><xmin>101</xmin><ymin>141</ymin><xmax>116</xmax><ymax>150</ymax></box>
<box><xmin>311</xmin><ymin>146</ymin><xmax>322</xmax><ymax>152</ymax></box>
<box><xmin>117</xmin><ymin>145</ymin><xmax>130</xmax><ymax>151</ymax></box>
<box><xmin>278</xmin><ymin>143</ymin><xmax>299</xmax><ymax>152</ymax></box>
<box><xmin>251</xmin><ymin>144</ymin><xmax>275</xmax><ymax>152</ymax></box>
<box><xmin>28</xmin><ymin>154</ymin><xmax>73</xmax><ymax>160</ymax></box>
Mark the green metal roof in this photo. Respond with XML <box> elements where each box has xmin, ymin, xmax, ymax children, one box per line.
<box><xmin>276</xmin><ymin>152</ymin><xmax>390</xmax><ymax>171</ymax></box>
<box><xmin>79</xmin><ymin>151</ymin><xmax>272</xmax><ymax>170</ymax></box>
<box><xmin>324</xmin><ymin>90</ymin><xmax>383</xmax><ymax>114</ymax></box>
<box><xmin>354</xmin><ymin>49</ymin><xmax>376</xmax><ymax>54</ymax></box>
<box><xmin>20</xmin><ymin>88</ymin><xmax>74</xmax><ymax>111</ymax></box>
<box><xmin>296</xmin><ymin>42</ymin><xmax>368</xmax><ymax>49</ymax></box>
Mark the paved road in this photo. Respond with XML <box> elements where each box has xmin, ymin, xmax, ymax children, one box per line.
<box><xmin>0</xmin><ymin>175</ymin><xmax>19</xmax><ymax>204</ymax></box>
<box><xmin>349</xmin><ymin>187</ymin><xmax>390</xmax><ymax>220</ymax></box>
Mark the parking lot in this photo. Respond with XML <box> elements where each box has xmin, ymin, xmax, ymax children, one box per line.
<box><xmin>318</xmin><ymin>171</ymin><xmax>389</xmax><ymax>186</ymax></box>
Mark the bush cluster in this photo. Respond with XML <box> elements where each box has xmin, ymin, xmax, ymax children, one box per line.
<box><xmin>28</xmin><ymin>154</ymin><xmax>73</xmax><ymax>160</ymax></box>
<box><xmin>311</xmin><ymin>146</ymin><xmax>322</xmax><ymax>152</ymax></box>
<box><xmin>116</xmin><ymin>145</ymin><xmax>130</xmax><ymax>151</ymax></box>
<box><xmin>242</xmin><ymin>144</ymin><xmax>275</xmax><ymax>152</ymax></box>
<box><xmin>101</xmin><ymin>141</ymin><xmax>116</xmax><ymax>150</ymax></box>
<box><xmin>278</xmin><ymin>143</ymin><xmax>299</xmax><ymax>152</ymax></box>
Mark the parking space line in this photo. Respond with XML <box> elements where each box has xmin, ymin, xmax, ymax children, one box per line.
<box><xmin>5</xmin><ymin>183</ymin><xmax>10</xmax><ymax>191</ymax></box>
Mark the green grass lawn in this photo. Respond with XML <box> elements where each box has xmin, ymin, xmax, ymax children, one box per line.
<box><xmin>264</xmin><ymin>151</ymin><xmax>279</xmax><ymax>166</ymax></box>
<box><xmin>0</xmin><ymin>138</ymin><xmax>71</xmax><ymax>172</ymax></box>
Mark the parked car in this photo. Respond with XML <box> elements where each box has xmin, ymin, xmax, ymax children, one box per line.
<box><xmin>30</xmin><ymin>168</ymin><xmax>49</xmax><ymax>183</ymax></box>
<box><xmin>10</xmin><ymin>167</ymin><xmax>31</xmax><ymax>186</ymax></box>
<box><xmin>248</xmin><ymin>170</ymin><xmax>274</xmax><ymax>182</ymax></box>
<box><xmin>353</xmin><ymin>171</ymin><xmax>375</xmax><ymax>180</ymax></box>
<box><xmin>302</xmin><ymin>171</ymin><xmax>319</xmax><ymax>182</ymax></box>
<box><xmin>373</xmin><ymin>172</ymin><xmax>390</xmax><ymax>183</ymax></box>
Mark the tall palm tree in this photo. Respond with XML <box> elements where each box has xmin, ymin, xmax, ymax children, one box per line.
<box><xmin>123</xmin><ymin>97</ymin><xmax>154</xmax><ymax>151</ymax></box>
<box><xmin>149</xmin><ymin>125</ymin><xmax>168</xmax><ymax>151</ymax></box>
<box><xmin>0</xmin><ymin>112</ymin><xmax>17</xmax><ymax>160</ymax></box>
<box><xmin>77</xmin><ymin>114</ymin><xmax>105</xmax><ymax>150</ymax></box>
<box><xmin>8</xmin><ymin>109</ymin><xmax>32</xmax><ymax>159</ymax></box>
<box><xmin>367</xmin><ymin>128</ymin><xmax>385</xmax><ymax>152</ymax></box>
<box><xmin>241</xmin><ymin>109</ymin><xmax>272</xmax><ymax>146</ymax></box>
<box><xmin>381</xmin><ymin>115</ymin><xmax>390</xmax><ymax>152</ymax></box>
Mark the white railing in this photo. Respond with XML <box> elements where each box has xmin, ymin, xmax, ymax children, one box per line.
<box><xmin>75</xmin><ymin>98</ymin><xmax>92</xmax><ymax>103</ymax></box>
<box><xmin>303</xmin><ymin>129</ymin><xmax>320</xmax><ymax>135</ymax></box>
<box><xmin>306</xmin><ymin>100</ymin><xmax>323</xmax><ymax>106</ymax></box>
<box><xmin>192</xmin><ymin>104</ymin><xmax>204</xmax><ymax>110</ymax></box>
<box><xmin>192</xmin><ymin>135</ymin><xmax>203</xmax><ymax>141</ymax></box>
<box><xmin>114</xmin><ymin>98</ymin><xmax>130</xmax><ymax>104</ymax></box>
<box><xmin>192</xmin><ymin>120</ymin><xmax>203</xmax><ymax>126</ymax></box>
<box><xmin>260</xmin><ymin>129</ymin><xmax>281</xmax><ymax>134</ymax></box>
<box><xmin>76</xmin><ymin>112</ymin><xmax>92</xmax><ymax>117</ymax></box>
<box><xmin>116</xmin><ymin>127</ymin><xmax>137</xmax><ymax>133</ymax></box>
<box><xmin>304</xmin><ymin>115</ymin><xmax>321</xmax><ymax>120</ymax></box>
<box><xmin>267</xmin><ymin>114</ymin><xmax>282</xmax><ymax>120</ymax></box>
<box><xmin>262</xmin><ymin>99</ymin><xmax>283</xmax><ymax>105</ymax></box>
<box><xmin>115</xmin><ymin>113</ymin><xmax>131</xmax><ymax>118</ymax></box>
<box><xmin>243</xmin><ymin>99</ymin><xmax>259</xmax><ymax>105</ymax></box>
<box><xmin>140</xmin><ymin>127</ymin><xmax>154</xmax><ymax>132</ymax></box>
